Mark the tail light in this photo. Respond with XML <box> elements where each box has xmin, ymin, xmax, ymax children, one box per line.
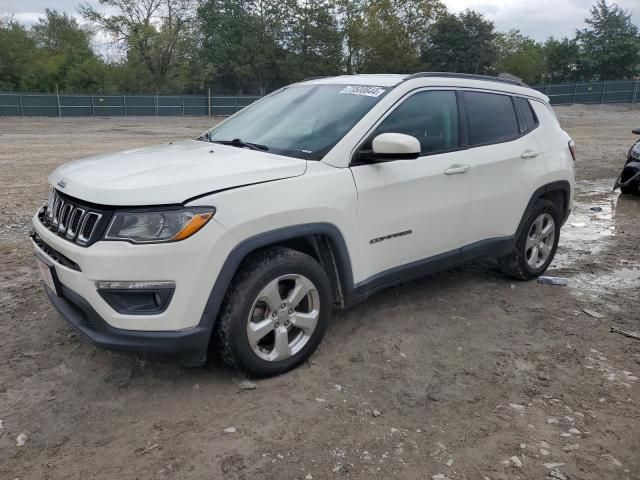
<box><xmin>568</xmin><ymin>140</ymin><xmax>576</xmax><ymax>161</ymax></box>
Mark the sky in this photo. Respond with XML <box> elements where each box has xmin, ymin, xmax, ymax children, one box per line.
<box><xmin>1</xmin><ymin>0</ymin><xmax>639</xmax><ymax>42</ymax></box>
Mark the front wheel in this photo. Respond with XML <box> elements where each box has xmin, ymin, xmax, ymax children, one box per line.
<box><xmin>214</xmin><ymin>247</ymin><xmax>333</xmax><ymax>377</ymax></box>
<box><xmin>499</xmin><ymin>199</ymin><xmax>561</xmax><ymax>280</ymax></box>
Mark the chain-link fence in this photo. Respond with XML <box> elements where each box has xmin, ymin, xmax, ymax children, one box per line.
<box><xmin>2</xmin><ymin>80</ymin><xmax>639</xmax><ymax>116</ymax></box>
<box><xmin>532</xmin><ymin>79</ymin><xmax>640</xmax><ymax>105</ymax></box>
<box><xmin>0</xmin><ymin>92</ymin><xmax>261</xmax><ymax>117</ymax></box>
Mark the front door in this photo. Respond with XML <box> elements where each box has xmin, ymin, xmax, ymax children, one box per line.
<box><xmin>350</xmin><ymin>89</ymin><xmax>472</xmax><ymax>284</ymax></box>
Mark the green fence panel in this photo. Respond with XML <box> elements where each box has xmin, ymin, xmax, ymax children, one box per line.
<box><xmin>0</xmin><ymin>94</ymin><xmax>21</xmax><ymax>116</ymax></box>
<box><xmin>533</xmin><ymin>80</ymin><xmax>640</xmax><ymax>105</ymax></box>
<box><xmin>602</xmin><ymin>81</ymin><xmax>635</xmax><ymax>103</ymax></box>
<box><xmin>60</xmin><ymin>95</ymin><xmax>92</xmax><ymax>116</ymax></box>
<box><xmin>93</xmin><ymin>95</ymin><xmax>125</xmax><ymax>116</ymax></box>
<box><xmin>2</xmin><ymin>82</ymin><xmax>637</xmax><ymax>116</ymax></box>
<box><xmin>0</xmin><ymin>92</ymin><xmax>262</xmax><ymax>116</ymax></box>
<box><xmin>211</xmin><ymin>95</ymin><xmax>260</xmax><ymax>115</ymax></box>
<box><xmin>124</xmin><ymin>95</ymin><xmax>155</xmax><ymax>116</ymax></box>
<box><xmin>575</xmin><ymin>82</ymin><xmax>605</xmax><ymax>103</ymax></box>
<box><xmin>212</xmin><ymin>96</ymin><xmax>240</xmax><ymax>116</ymax></box>
<box><xmin>182</xmin><ymin>96</ymin><xmax>208</xmax><ymax>116</ymax></box>
<box><xmin>156</xmin><ymin>95</ymin><xmax>180</xmax><ymax>116</ymax></box>
<box><xmin>20</xmin><ymin>94</ymin><xmax>58</xmax><ymax>116</ymax></box>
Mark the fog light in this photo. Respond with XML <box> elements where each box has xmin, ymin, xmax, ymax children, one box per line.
<box><xmin>95</xmin><ymin>281</ymin><xmax>175</xmax><ymax>290</ymax></box>
<box><xmin>96</xmin><ymin>281</ymin><xmax>175</xmax><ymax>315</ymax></box>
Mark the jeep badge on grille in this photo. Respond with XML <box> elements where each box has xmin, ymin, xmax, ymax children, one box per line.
<box><xmin>57</xmin><ymin>179</ymin><xmax>67</xmax><ymax>188</ymax></box>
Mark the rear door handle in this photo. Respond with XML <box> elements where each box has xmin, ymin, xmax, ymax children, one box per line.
<box><xmin>521</xmin><ymin>150</ymin><xmax>541</xmax><ymax>159</ymax></box>
<box><xmin>444</xmin><ymin>164</ymin><xmax>469</xmax><ymax>175</ymax></box>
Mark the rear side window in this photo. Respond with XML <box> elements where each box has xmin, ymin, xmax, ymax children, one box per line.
<box><xmin>465</xmin><ymin>92</ymin><xmax>519</xmax><ymax>145</ymax></box>
<box><xmin>374</xmin><ymin>90</ymin><xmax>459</xmax><ymax>155</ymax></box>
<box><xmin>514</xmin><ymin>97</ymin><xmax>538</xmax><ymax>133</ymax></box>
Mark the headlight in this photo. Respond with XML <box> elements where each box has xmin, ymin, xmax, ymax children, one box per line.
<box><xmin>105</xmin><ymin>208</ymin><xmax>215</xmax><ymax>243</ymax></box>
<box><xmin>632</xmin><ymin>143</ymin><xmax>640</xmax><ymax>159</ymax></box>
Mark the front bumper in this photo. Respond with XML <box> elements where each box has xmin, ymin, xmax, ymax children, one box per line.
<box><xmin>32</xmin><ymin>210</ymin><xmax>235</xmax><ymax>330</ymax></box>
<box><xmin>32</xmin><ymin>207</ymin><xmax>238</xmax><ymax>364</ymax></box>
<box><xmin>46</xmin><ymin>283</ymin><xmax>210</xmax><ymax>365</ymax></box>
<box><xmin>616</xmin><ymin>161</ymin><xmax>640</xmax><ymax>190</ymax></box>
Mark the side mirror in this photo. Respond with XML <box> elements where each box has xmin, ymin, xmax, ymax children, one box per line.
<box><xmin>369</xmin><ymin>133</ymin><xmax>421</xmax><ymax>162</ymax></box>
<box><xmin>632</xmin><ymin>128</ymin><xmax>640</xmax><ymax>135</ymax></box>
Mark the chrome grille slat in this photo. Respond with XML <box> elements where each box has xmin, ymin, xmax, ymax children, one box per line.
<box><xmin>66</xmin><ymin>208</ymin><xmax>86</xmax><ymax>239</ymax></box>
<box><xmin>52</xmin><ymin>198</ymin><xmax>63</xmax><ymax>226</ymax></box>
<box><xmin>46</xmin><ymin>190</ymin><xmax>55</xmax><ymax>220</ymax></box>
<box><xmin>58</xmin><ymin>204</ymin><xmax>73</xmax><ymax>233</ymax></box>
<box><xmin>39</xmin><ymin>189</ymin><xmax>105</xmax><ymax>247</ymax></box>
<box><xmin>77</xmin><ymin>212</ymin><xmax>102</xmax><ymax>244</ymax></box>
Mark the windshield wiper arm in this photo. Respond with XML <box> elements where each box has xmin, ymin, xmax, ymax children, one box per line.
<box><xmin>210</xmin><ymin>138</ymin><xmax>269</xmax><ymax>151</ymax></box>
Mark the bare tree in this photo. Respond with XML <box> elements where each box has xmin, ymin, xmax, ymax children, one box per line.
<box><xmin>80</xmin><ymin>0</ymin><xmax>197</xmax><ymax>90</ymax></box>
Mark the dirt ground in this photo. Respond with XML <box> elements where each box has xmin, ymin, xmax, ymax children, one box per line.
<box><xmin>1</xmin><ymin>105</ymin><xmax>639</xmax><ymax>480</ymax></box>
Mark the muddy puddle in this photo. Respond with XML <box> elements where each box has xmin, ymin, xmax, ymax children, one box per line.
<box><xmin>549</xmin><ymin>179</ymin><xmax>640</xmax><ymax>296</ymax></box>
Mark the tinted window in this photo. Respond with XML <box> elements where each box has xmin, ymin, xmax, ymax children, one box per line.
<box><xmin>374</xmin><ymin>90</ymin><xmax>459</xmax><ymax>155</ymax></box>
<box><xmin>514</xmin><ymin>97</ymin><xmax>537</xmax><ymax>133</ymax></box>
<box><xmin>465</xmin><ymin>92</ymin><xmax>519</xmax><ymax>145</ymax></box>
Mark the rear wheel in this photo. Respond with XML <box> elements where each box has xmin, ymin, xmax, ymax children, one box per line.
<box><xmin>214</xmin><ymin>247</ymin><xmax>332</xmax><ymax>377</ymax></box>
<box><xmin>500</xmin><ymin>199</ymin><xmax>561</xmax><ymax>280</ymax></box>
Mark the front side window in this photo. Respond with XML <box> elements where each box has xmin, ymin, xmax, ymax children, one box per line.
<box><xmin>465</xmin><ymin>91</ymin><xmax>519</xmax><ymax>145</ymax></box>
<box><xmin>372</xmin><ymin>90</ymin><xmax>460</xmax><ymax>155</ymax></box>
<box><xmin>204</xmin><ymin>84</ymin><xmax>388</xmax><ymax>160</ymax></box>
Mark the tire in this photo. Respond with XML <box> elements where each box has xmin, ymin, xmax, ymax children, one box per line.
<box><xmin>214</xmin><ymin>247</ymin><xmax>333</xmax><ymax>377</ymax></box>
<box><xmin>499</xmin><ymin>199</ymin><xmax>561</xmax><ymax>280</ymax></box>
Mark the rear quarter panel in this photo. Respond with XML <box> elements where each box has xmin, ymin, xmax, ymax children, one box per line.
<box><xmin>531</xmin><ymin>100</ymin><xmax>576</xmax><ymax>207</ymax></box>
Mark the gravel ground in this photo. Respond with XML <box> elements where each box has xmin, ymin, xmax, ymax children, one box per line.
<box><xmin>1</xmin><ymin>105</ymin><xmax>639</xmax><ymax>480</ymax></box>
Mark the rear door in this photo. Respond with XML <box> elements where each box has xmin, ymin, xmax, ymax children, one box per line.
<box><xmin>349</xmin><ymin>89</ymin><xmax>472</xmax><ymax>282</ymax></box>
<box><xmin>462</xmin><ymin>91</ymin><xmax>548</xmax><ymax>243</ymax></box>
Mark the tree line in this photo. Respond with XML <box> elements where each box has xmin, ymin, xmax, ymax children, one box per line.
<box><xmin>0</xmin><ymin>0</ymin><xmax>638</xmax><ymax>95</ymax></box>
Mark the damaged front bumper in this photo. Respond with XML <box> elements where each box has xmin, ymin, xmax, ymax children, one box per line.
<box><xmin>614</xmin><ymin>160</ymin><xmax>640</xmax><ymax>193</ymax></box>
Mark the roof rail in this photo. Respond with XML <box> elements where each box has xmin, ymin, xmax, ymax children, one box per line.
<box><xmin>403</xmin><ymin>72</ymin><xmax>528</xmax><ymax>87</ymax></box>
<box><xmin>301</xmin><ymin>76</ymin><xmax>327</xmax><ymax>82</ymax></box>
<box><xmin>497</xmin><ymin>72</ymin><xmax>527</xmax><ymax>86</ymax></box>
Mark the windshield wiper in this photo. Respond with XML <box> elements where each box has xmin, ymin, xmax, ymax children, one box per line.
<box><xmin>210</xmin><ymin>138</ymin><xmax>269</xmax><ymax>151</ymax></box>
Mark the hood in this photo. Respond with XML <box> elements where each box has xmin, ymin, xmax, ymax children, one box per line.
<box><xmin>49</xmin><ymin>140</ymin><xmax>307</xmax><ymax>206</ymax></box>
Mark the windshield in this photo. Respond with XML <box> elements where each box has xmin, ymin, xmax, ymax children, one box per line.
<box><xmin>205</xmin><ymin>84</ymin><xmax>388</xmax><ymax>160</ymax></box>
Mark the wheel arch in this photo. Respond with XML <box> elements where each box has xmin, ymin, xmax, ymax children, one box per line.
<box><xmin>197</xmin><ymin>223</ymin><xmax>354</xmax><ymax>342</ymax></box>
<box><xmin>516</xmin><ymin>180</ymin><xmax>571</xmax><ymax>236</ymax></box>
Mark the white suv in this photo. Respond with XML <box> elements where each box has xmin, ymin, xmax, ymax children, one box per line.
<box><xmin>32</xmin><ymin>73</ymin><xmax>575</xmax><ymax>376</ymax></box>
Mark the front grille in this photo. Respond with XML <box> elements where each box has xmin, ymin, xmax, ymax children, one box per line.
<box><xmin>39</xmin><ymin>189</ymin><xmax>109</xmax><ymax>247</ymax></box>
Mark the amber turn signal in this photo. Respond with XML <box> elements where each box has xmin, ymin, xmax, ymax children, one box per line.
<box><xmin>172</xmin><ymin>212</ymin><xmax>214</xmax><ymax>241</ymax></box>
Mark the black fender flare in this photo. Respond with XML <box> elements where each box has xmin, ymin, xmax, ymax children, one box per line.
<box><xmin>516</xmin><ymin>180</ymin><xmax>572</xmax><ymax>236</ymax></box>
<box><xmin>197</xmin><ymin>222</ymin><xmax>354</xmax><ymax>338</ymax></box>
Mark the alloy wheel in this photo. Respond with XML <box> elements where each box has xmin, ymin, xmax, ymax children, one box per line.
<box><xmin>525</xmin><ymin>212</ymin><xmax>556</xmax><ymax>269</ymax></box>
<box><xmin>246</xmin><ymin>274</ymin><xmax>320</xmax><ymax>362</ymax></box>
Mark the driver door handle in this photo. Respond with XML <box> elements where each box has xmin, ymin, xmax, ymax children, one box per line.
<box><xmin>444</xmin><ymin>164</ymin><xmax>469</xmax><ymax>175</ymax></box>
<box><xmin>521</xmin><ymin>150</ymin><xmax>541</xmax><ymax>159</ymax></box>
